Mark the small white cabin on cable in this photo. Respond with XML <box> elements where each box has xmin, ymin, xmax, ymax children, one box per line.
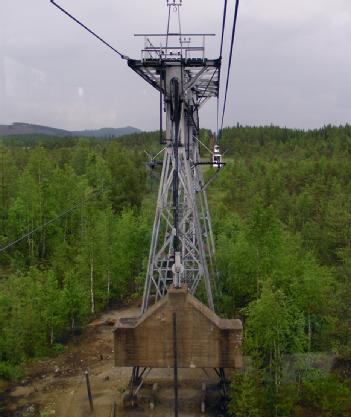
<box><xmin>212</xmin><ymin>145</ymin><xmax>223</xmax><ymax>168</ymax></box>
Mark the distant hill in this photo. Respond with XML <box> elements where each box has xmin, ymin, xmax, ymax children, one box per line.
<box><xmin>0</xmin><ymin>123</ymin><xmax>140</xmax><ymax>138</ymax></box>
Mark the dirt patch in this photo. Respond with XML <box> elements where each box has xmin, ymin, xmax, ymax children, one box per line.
<box><xmin>2</xmin><ymin>304</ymin><xmax>138</xmax><ymax>417</ymax></box>
<box><xmin>2</xmin><ymin>303</ymin><xmax>224</xmax><ymax>417</ymax></box>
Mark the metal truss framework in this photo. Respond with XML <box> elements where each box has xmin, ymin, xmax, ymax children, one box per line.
<box><xmin>142</xmin><ymin>125</ymin><xmax>216</xmax><ymax>312</ymax></box>
<box><xmin>128</xmin><ymin>51</ymin><xmax>220</xmax><ymax>313</ymax></box>
<box><xmin>123</xmin><ymin>28</ymin><xmax>226</xmax><ymax>404</ymax></box>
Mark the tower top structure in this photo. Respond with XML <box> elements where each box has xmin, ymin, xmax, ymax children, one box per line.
<box><xmin>128</xmin><ymin>0</ymin><xmax>220</xmax><ymax>104</ymax></box>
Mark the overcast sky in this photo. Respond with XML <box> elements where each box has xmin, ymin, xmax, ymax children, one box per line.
<box><xmin>1</xmin><ymin>0</ymin><xmax>351</xmax><ymax>131</ymax></box>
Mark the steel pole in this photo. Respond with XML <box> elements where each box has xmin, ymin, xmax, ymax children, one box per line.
<box><xmin>173</xmin><ymin>312</ymin><xmax>179</xmax><ymax>417</ymax></box>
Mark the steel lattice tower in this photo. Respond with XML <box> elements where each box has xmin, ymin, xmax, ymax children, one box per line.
<box><xmin>49</xmin><ymin>0</ymin><xmax>240</xmax><ymax>409</ymax></box>
<box><xmin>129</xmin><ymin>3</ymin><xmax>221</xmax><ymax>314</ymax></box>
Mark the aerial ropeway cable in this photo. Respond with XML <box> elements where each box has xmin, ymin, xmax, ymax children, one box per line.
<box><xmin>49</xmin><ymin>0</ymin><xmax>239</xmax><ymax>151</ymax></box>
<box><xmin>200</xmin><ymin>0</ymin><xmax>229</xmax><ymax>109</ymax></box>
<box><xmin>219</xmin><ymin>0</ymin><xmax>228</xmax><ymax>58</ymax></box>
<box><xmin>7</xmin><ymin>3</ymin><xmax>125</xmax><ymax>256</ymax></box>
<box><xmin>0</xmin><ymin>188</ymin><xmax>103</xmax><ymax>254</ymax></box>
<box><xmin>50</xmin><ymin>0</ymin><xmax>128</xmax><ymax>60</ymax></box>
<box><xmin>218</xmin><ymin>0</ymin><xmax>240</xmax><ymax>143</ymax></box>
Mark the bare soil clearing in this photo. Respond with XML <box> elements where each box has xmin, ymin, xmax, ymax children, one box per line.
<box><xmin>2</xmin><ymin>304</ymin><xmax>223</xmax><ymax>417</ymax></box>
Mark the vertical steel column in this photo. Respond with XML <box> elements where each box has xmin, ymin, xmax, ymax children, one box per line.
<box><xmin>173</xmin><ymin>313</ymin><xmax>179</xmax><ymax>417</ymax></box>
<box><xmin>141</xmin><ymin>62</ymin><xmax>215</xmax><ymax>311</ymax></box>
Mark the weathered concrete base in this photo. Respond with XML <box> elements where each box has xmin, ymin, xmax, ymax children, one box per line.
<box><xmin>114</xmin><ymin>286</ymin><xmax>243</xmax><ymax>369</ymax></box>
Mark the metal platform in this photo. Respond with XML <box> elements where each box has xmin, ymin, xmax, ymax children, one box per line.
<box><xmin>128</xmin><ymin>58</ymin><xmax>220</xmax><ymax>103</ymax></box>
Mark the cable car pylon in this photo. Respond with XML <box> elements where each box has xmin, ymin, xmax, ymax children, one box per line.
<box><xmin>50</xmin><ymin>0</ymin><xmax>243</xmax><ymax>412</ymax></box>
<box><xmin>114</xmin><ymin>0</ymin><xmax>243</xmax><ymax>409</ymax></box>
<box><xmin>131</xmin><ymin>1</ymin><xmax>219</xmax><ymax>313</ymax></box>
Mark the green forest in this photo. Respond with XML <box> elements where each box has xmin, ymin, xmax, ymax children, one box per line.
<box><xmin>0</xmin><ymin>125</ymin><xmax>350</xmax><ymax>416</ymax></box>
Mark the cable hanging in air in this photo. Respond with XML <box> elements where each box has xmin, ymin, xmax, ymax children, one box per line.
<box><xmin>50</xmin><ymin>0</ymin><xmax>128</xmax><ymax>60</ymax></box>
<box><xmin>219</xmin><ymin>0</ymin><xmax>240</xmax><ymax>142</ymax></box>
<box><xmin>0</xmin><ymin>188</ymin><xmax>103</xmax><ymax>254</ymax></box>
<box><xmin>219</xmin><ymin>0</ymin><xmax>228</xmax><ymax>58</ymax></box>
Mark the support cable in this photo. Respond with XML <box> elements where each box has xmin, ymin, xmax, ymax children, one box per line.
<box><xmin>160</xmin><ymin>90</ymin><xmax>164</xmax><ymax>144</ymax></box>
<box><xmin>216</xmin><ymin>0</ymin><xmax>228</xmax><ymax>142</ymax></box>
<box><xmin>50</xmin><ymin>0</ymin><xmax>127</xmax><ymax>59</ymax></box>
<box><xmin>146</xmin><ymin>38</ymin><xmax>162</xmax><ymax>59</ymax></box>
<box><xmin>199</xmin><ymin>68</ymin><xmax>218</xmax><ymax>106</ymax></box>
<box><xmin>165</xmin><ymin>5</ymin><xmax>171</xmax><ymax>56</ymax></box>
<box><xmin>216</xmin><ymin>98</ymin><xmax>220</xmax><ymax>139</ymax></box>
<box><xmin>178</xmin><ymin>6</ymin><xmax>183</xmax><ymax>51</ymax></box>
<box><xmin>219</xmin><ymin>0</ymin><xmax>228</xmax><ymax>58</ymax></box>
<box><xmin>177</xmin><ymin>5</ymin><xmax>185</xmax><ymax>95</ymax></box>
<box><xmin>0</xmin><ymin>188</ymin><xmax>103</xmax><ymax>254</ymax></box>
<box><xmin>219</xmin><ymin>0</ymin><xmax>240</xmax><ymax>143</ymax></box>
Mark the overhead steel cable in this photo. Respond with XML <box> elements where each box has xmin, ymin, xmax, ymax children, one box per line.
<box><xmin>219</xmin><ymin>0</ymin><xmax>240</xmax><ymax>143</ymax></box>
<box><xmin>165</xmin><ymin>5</ymin><xmax>172</xmax><ymax>55</ymax></box>
<box><xmin>219</xmin><ymin>0</ymin><xmax>228</xmax><ymax>58</ymax></box>
<box><xmin>216</xmin><ymin>0</ymin><xmax>228</xmax><ymax>143</ymax></box>
<box><xmin>199</xmin><ymin>68</ymin><xmax>219</xmax><ymax>106</ymax></box>
<box><xmin>0</xmin><ymin>189</ymin><xmax>103</xmax><ymax>254</ymax></box>
<box><xmin>50</xmin><ymin>0</ymin><xmax>128</xmax><ymax>59</ymax></box>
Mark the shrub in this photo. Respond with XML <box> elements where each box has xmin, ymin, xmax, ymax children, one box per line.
<box><xmin>0</xmin><ymin>361</ymin><xmax>24</xmax><ymax>381</ymax></box>
<box><xmin>301</xmin><ymin>375</ymin><xmax>351</xmax><ymax>417</ymax></box>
